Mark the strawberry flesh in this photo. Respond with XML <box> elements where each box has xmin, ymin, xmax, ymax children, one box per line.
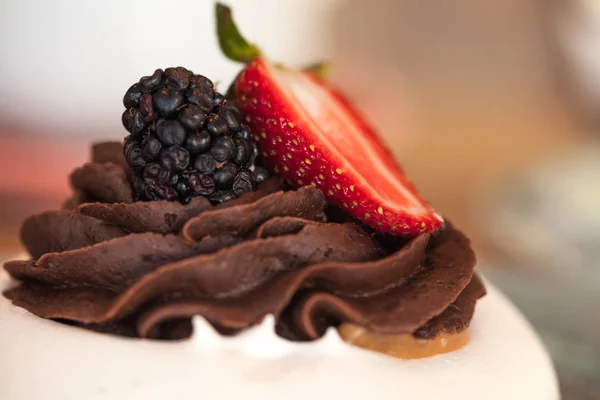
<box><xmin>235</xmin><ymin>58</ymin><xmax>443</xmax><ymax>236</ymax></box>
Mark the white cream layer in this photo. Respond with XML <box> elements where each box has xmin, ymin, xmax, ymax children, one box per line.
<box><xmin>0</xmin><ymin>266</ymin><xmax>558</xmax><ymax>400</ymax></box>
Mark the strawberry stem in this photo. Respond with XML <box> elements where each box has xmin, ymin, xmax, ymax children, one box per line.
<box><xmin>216</xmin><ymin>3</ymin><xmax>261</xmax><ymax>63</ymax></box>
<box><xmin>304</xmin><ymin>61</ymin><xmax>331</xmax><ymax>80</ymax></box>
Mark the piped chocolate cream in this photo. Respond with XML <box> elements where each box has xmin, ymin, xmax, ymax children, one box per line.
<box><xmin>3</xmin><ymin>143</ymin><xmax>484</xmax><ymax>344</ymax></box>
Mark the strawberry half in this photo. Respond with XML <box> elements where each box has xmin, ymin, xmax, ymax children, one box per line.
<box><xmin>216</xmin><ymin>4</ymin><xmax>443</xmax><ymax>236</ymax></box>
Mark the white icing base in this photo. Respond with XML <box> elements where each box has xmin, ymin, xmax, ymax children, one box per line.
<box><xmin>0</xmin><ymin>267</ymin><xmax>558</xmax><ymax>400</ymax></box>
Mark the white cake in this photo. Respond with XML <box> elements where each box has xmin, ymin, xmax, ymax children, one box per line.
<box><xmin>0</xmin><ymin>266</ymin><xmax>558</xmax><ymax>400</ymax></box>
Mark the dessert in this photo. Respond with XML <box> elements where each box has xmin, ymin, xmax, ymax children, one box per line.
<box><xmin>3</xmin><ymin>141</ymin><xmax>482</xmax><ymax>345</ymax></box>
<box><xmin>0</xmin><ymin>3</ymin><xmax>558</xmax><ymax>399</ymax></box>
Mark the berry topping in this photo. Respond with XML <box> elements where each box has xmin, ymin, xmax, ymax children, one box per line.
<box><xmin>122</xmin><ymin>67</ymin><xmax>268</xmax><ymax>203</ymax></box>
<box><xmin>185</xmin><ymin>131</ymin><xmax>211</xmax><ymax>155</ymax></box>
<box><xmin>187</xmin><ymin>172</ymin><xmax>216</xmax><ymax>196</ymax></box>
<box><xmin>216</xmin><ymin>4</ymin><xmax>443</xmax><ymax>236</ymax></box>
<box><xmin>194</xmin><ymin>153</ymin><xmax>217</xmax><ymax>175</ymax></box>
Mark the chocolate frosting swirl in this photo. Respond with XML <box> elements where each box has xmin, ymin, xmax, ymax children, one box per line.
<box><xmin>3</xmin><ymin>142</ymin><xmax>485</xmax><ymax>341</ymax></box>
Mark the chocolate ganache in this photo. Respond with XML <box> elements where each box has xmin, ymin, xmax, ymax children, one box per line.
<box><xmin>3</xmin><ymin>142</ymin><xmax>484</xmax><ymax>342</ymax></box>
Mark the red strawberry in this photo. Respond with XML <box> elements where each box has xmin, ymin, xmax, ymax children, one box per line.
<box><xmin>216</xmin><ymin>4</ymin><xmax>443</xmax><ymax>236</ymax></box>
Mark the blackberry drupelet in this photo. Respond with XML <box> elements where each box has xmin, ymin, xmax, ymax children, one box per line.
<box><xmin>122</xmin><ymin>67</ymin><xmax>268</xmax><ymax>203</ymax></box>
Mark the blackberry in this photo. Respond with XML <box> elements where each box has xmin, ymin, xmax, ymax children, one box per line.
<box><xmin>210</xmin><ymin>136</ymin><xmax>235</xmax><ymax>162</ymax></box>
<box><xmin>143</xmin><ymin>163</ymin><xmax>173</xmax><ymax>186</ymax></box>
<box><xmin>122</xmin><ymin>67</ymin><xmax>268</xmax><ymax>203</ymax></box>
<box><xmin>209</xmin><ymin>189</ymin><xmax>237</xmax><ymax>204</ymax></box>
<box><xmin>186</xmin><ymin>131</ymin><xmax>211</xmax><ymax>155</ymax></box>
<box><xmin>187</xmin><ymin>172</ymin><xmax>215</xmax><ymax>196</ymax></box>
<box><xmin>159</xmin><ymin>146</ymin><xmax>190</xmax><ymax>171</ymax></box>
<box><xmin>213</xmin><ymin>163</ymin><xmax>237</xmax><ymax>189</ymax></box>
<box><xmin>194</xmin><ymin>153</ymin><xmax>217</xmax><ymax>175</ymax></box>
<box><xmin>233</xmin><ymin>169</ymin><xmax>256</xmax><ymax>195</ymax></box>
<box><xmin>253</xmin><ymin>166</ymin><xmax>270</xmax><ymax>183</ymax></box>
<box><xmin>141</xmin><ymin>136</ymin><xmax>162</xmax><ymax>161</ymax></box>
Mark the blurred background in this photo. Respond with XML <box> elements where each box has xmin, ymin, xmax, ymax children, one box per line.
<box><xmin>0</xmin><ymin>0</ymin><xmax>598</xmax><ymax>397</ymax></box>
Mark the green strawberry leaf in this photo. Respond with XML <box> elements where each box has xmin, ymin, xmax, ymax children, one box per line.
<box><xmin>216</xmin><ymin>3</ymin><xmax>261</xmax><ymax>63</ymax></box>
<box><xmin>304</xmin><ymin>61</ymin><xmax>331</xmax><ymax>80</ymax></box>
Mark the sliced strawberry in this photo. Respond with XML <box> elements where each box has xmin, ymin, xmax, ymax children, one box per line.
<box><xmin>234</xmin><ymin>60</ymin><xmax>443</xmax><ymax>236</ymax></box>
<box><xmin>216</xmin><ymin>4</ymin><xmax>443</xmax><ymax>236</ymax></box>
